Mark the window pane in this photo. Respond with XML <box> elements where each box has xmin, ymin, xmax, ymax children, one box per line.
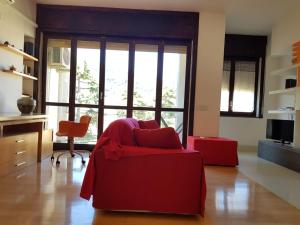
<box><xmin>133</xmin><ymin>110</ymin><xmax>155</xmax><ymax>121</ymax></box>
<box><xmin>75</xmin><ymin>107</ymin><xmax>98</xmax><ymax>144</ymax></box>
<box><xmin>46</xmin><ymin>39</ymin><xmax>71</xmax><ymax>103</ymax></box>
<box><xmin>232</xmin><ymin>61</ymin><xmax>256</xmax><ymax>112</ymax></box>
<box><xmin>133</xmin><ymin>44</ymin><xmax>158</xmax><ymax>107</ymax></box>
<box><xmin>46</xmin><ymin>106</ymin><xmax>69</xmax><ymax>143</ymax></box>
<box><xmin>76</xmin><ymin>41</ymin><xmax>100</xmax><ymax>105</ymax></box>
<box><xmin>220</xmin><ymin>61</ymin><xmax>231</xmax><ymax>111</ymax></box>
<box><xmin>161</xmin><ymin>111</ymin><xmax>183</xmax><ymax>141</ymax></box>
<box><xmin>162</xmin><ymin>46</ymin><xmax>187</xmax><ymax>108</ymax></box>
<box><xmin>105</xmin><ymin>43</ymin><xmax>129</xmax><ymax>106</ymax></box>
<box><xmin>103</xmin><ymin>109</ymin><xmax>127</xmax><ymax>131</ymax></box>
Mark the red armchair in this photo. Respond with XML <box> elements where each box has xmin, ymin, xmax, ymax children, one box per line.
<box><xmin>80</xmin><ymin>118</ymin><xmax>206</xmax><ymax>216</ymax></box>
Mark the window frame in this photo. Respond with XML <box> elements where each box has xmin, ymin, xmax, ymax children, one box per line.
<box><xmin>41</xmin><ymin>34</ymin><xmax>193</xmax><ymax>150</ymax></box>
<box><xmin>220</xmin><ymin>56</ymin><xmax>263</xmax><ymax>118</ymax></box>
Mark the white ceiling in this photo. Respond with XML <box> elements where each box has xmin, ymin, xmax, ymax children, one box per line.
<box><xmin>36</xmin><ymin>0</ymin><xmax>300</xmax><ymax>35</ymax></box>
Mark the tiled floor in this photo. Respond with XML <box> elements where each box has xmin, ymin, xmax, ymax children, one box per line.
<box><xmin>238</xmin><ymin>150</ymin><xmax>300</xmax><ymax>209</ymax></box>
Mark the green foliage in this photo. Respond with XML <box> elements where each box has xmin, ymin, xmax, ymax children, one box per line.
<box><xmin>75</xmin><ymin>61</ymin><xmax>179</xmax><ymax>142</ymax></box>
<box><xmin>75</xmin><ymin>61</ymin><xmax>98</xmax><ymax>143</ymax></box>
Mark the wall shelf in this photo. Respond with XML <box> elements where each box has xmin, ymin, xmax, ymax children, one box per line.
<box><xmin>268</xmin><ymin>110</ymin><xmax>295</xmax><ymax>114</ymax></box>
<box><xmin>269</xmin><ymin>87</ymin><xmax>296</xmax><ymax>95</ymax></box>
<box><xmin>270</xmin><ymin>63</ymin><xmax>300</xmax><ymax>77</ymax></box>
<box><xmin>0</xmin><ymin>44</ymin><xmax>38</xmax><ymax>62</ymax></box>
<box><xmin>2</xmin><ymin>70</ymin><xmax>37</xmax><ymax>80</ymax></box>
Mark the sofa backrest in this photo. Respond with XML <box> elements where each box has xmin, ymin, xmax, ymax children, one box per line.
<box><xmin>102</xmin><ymin>118</ymin><xmax>139</xmax><ymax>146</ymax></box>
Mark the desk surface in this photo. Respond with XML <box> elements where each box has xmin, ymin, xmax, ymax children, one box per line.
<box><xmin>0</xmin><ymin>113</ymin><xmax>48</xmax><ymax>122</ymax></box>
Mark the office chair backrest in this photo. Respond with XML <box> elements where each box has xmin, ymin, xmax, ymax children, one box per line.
<box><xmin>80</xmin><ymin>115</ymin><xmax>92</xmax><ymax>125</ymax></box>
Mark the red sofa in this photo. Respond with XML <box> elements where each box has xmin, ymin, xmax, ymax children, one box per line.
<box><xmin>80</xmin><ymin>118</ymin><xmax>206</xmax><ymax>216</ymax></box>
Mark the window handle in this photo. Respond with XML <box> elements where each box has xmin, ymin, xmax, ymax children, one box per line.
<box><xmin>100</xmin><ymin>92</ymin><xmax>103</xmax><ymax>100</ymax></box>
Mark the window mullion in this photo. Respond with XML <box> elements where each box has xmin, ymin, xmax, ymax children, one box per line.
<box><xmin>253</xmin><ymin>59</ymin><xmax>260</xmax><ymax>116</ymax></box>
<box><xmin>155</xmin><ymin>43</ymin><xmax>164</xmax><ymax>124</ymax></box>
<box><xmin>127</xmin><ymin>41</ymin><xmax>135</xmax><ymax>118</ymax></box>
<box><xmin>69</xmin><ymin>38</ymin><xmax>77</xmax><ymax>121</ymax></box>
<box><xmin>228</xmin><ymin>60</ymin><xmax>235</xmax><ymax>112</ymax></box>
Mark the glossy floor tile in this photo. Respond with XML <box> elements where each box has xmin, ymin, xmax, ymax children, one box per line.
<box><xmin>0</xmin><ymin>153</ymin><xmax>299</xmax><ymax>225</ymax></box>
<box><xmin>238</xmin><ymin>150</ymin><xmax>300</xmax><ymax>209</ymax></box>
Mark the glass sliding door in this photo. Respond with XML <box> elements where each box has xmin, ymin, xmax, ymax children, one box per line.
<box><xmin>46</xmin><ymin>39</ymin><xmax>71</xmax><ymax>103</ymax></box>
<box><xmin>162</xmin><ymin>46</ymin><xmax>187</xmax><ymax>109</ymax></box>
<box><xmin>75</xmin><ymin>40</ymin><xmax>101</xmax><ymax>144</ymax></box>
<box><xmin>76</xmin><ymin>41</ymin><xmax>100</xmax><ymax>105</ymax></box>
<box><xmin>103</xmin><ymin>42</ymin><xmax>129</xmax><ymax>129</ymax></box>
<box><xmin>105</xmin><ymin>42</ymin><xmax>129</xmax><ymax>106</ymax></box>
<box><xmin>44</xmin><ymin>36</ymin><xmax>191</xmax><ymax>148</ymax></box>
<box><xmin>45</xmin><ymin>39</ymin><xmax>71</xmax><ymax>143</ymax></box>
<box><xmin>161</xmin><ymin>45</ymin><xmax>187</xmax><ymax>140</ymax></box>
<box><xmin>133</xmin><ymin>44</ymin><xmax>158</xmax><ymax>108</ymax></box>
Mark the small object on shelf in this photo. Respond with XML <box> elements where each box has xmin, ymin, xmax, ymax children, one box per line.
<box><xmin>285</xmin><ymin>79</ymin><xmax>297</xmax><ymax>88</ymax></box>
<box><xmin>17</xmin><ymin>96</ymin><xmax>36</xmax><ymax>114</ymax></box>
<box><xmin>9</xmin><ymin>65</ymin><xmax>16</xmax><ymax>71</ymax></box>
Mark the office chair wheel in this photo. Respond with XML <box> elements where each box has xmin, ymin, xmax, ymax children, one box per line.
<box><xmin>82</xmin><ymin>160</ymin><xmax>86</xmax><ymax>164</ymax></box>
<box><xmin>71</xmin><ymin>153</ymin><xmax>75</xmax><ymax>158</ymax></box>
<box><xmin>56</xmin><ymin>160</ymin><xmax>60</xmax><ymax>165</ymax></box>
<box><xmin>51</xmin><ymin>156</ymin><xmax>54</xmax><ymax>161</ymax></box>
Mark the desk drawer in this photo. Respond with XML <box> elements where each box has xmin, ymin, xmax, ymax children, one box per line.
<box><xmin>0</xmin><ymin>157</ymin><xmax>31</xmax><ymax>177</ymax></box>
<box><xmin>0</xmin><ymin>133</ymin><xmax>38</xmax><ymax>164</ymax></box>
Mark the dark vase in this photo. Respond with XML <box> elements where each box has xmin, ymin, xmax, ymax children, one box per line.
<box><xmin>17</xmin><ymin>97</ymin><xmax>36</xmax><ymax>114</ymax></box>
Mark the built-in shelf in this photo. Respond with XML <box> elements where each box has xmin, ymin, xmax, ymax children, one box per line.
<box><xmin>0</xmin><ymin>44</ymin><xmax>38</xmax><ymax>62</ymax></box>
<box><xmin>268</xmin><ymin>110</ymin><xmax>296</xmax><ymax>114</ymax></box>
<box><xmin>269</xmin><ymin>87</ymin><xmax>296</xmax><ymax>95</ymax></box>
<box><xmin>270</xmin><ymin>63</ymin><xmax>300</xmax><ymax>77</ymax></box>
<box><xmin>2</xmin><ymin>70</ymin><xmax>37</xmax><ymax>80</ymax></box>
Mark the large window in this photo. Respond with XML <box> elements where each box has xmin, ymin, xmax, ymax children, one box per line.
<box><xmin>44</xmin><ymin>37</ymin><xmax>191</xmax><ymax>148</ymax></box>
<box><xmin>220</xmin><ymin>58</ymin><xmax>261</xmax><ymax>117</ymax></box>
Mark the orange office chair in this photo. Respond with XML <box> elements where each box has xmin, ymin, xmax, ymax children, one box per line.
<box><xmin>51</xmin><ymin>115</ymin><xmax>92</xmax><ymax>165</ymax></box>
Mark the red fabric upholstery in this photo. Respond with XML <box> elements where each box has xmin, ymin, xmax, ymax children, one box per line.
<box><xmin>138</xmin><ymin>120</ymin><xmax>160</xmax><ymax>129</ymax></box>
<box><xmin>80</xmin><ymin>118</ymin><xmax>206</xmax><ymax>216</ymax></box>
<box><xmin>187</xmin><ymin>136</ymin><xmax>238</xmax><ymax>166</ymax></box>
<box><xmin>134</xmin><ymin>127</ymin><xmax>182</xmax><ymax>149</ymax></box>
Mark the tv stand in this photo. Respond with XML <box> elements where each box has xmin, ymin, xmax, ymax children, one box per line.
<box><xmin>258</xmin><ymin>140</ymin><xmax>300</xmax><ymax>173</ymax></box>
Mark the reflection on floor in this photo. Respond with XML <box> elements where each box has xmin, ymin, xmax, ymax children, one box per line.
<box><xmin>0</xmin><ymin>153</ymin><xmax>299</xmax><ymax>225</ymax></box>
<box><xmin>238</xmin><ymin>150</ymin><xmax>300</xmax><ymax>209</ymax></box>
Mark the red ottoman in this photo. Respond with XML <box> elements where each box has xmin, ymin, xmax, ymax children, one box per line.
<box><xmin>187</xmin><ymin>136</ymin><xmax>238</xmax><ymax>166</ymax></box>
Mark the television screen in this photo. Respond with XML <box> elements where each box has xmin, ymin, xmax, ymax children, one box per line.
<box><xmin>266</xmin><ymin>119</ymin><xmax>294</xmax><ymax>143</ymax></box>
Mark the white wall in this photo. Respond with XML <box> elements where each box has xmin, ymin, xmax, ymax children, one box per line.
<box><xmin>193</xmin><ymin>12</ymin><xmax>226</xmax><ymax>136</ymax></box>
<box><xmin>0</xmin><ymin>1</ymin><xmax>36</xmax><ymax>113</ymax></box>
<box><xmin>219</xmin><ymin>7</ymin><xmax>300</xmax><ymax>150</ymax></box>
<box><xmin>271</xmin><ymin>6</ymin><xmax>300</xmax><ymax>56</ymax></box>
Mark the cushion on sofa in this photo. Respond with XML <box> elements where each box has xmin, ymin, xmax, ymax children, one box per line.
<box><xmin>138</xmin><ymin>120</ymin><xmax>160</xmax><ymax>129</ymax></box>
<box><xmin>134</xmin><ymin>127</ymin><xmax>182</xmax><ymax>149</ymax></box>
